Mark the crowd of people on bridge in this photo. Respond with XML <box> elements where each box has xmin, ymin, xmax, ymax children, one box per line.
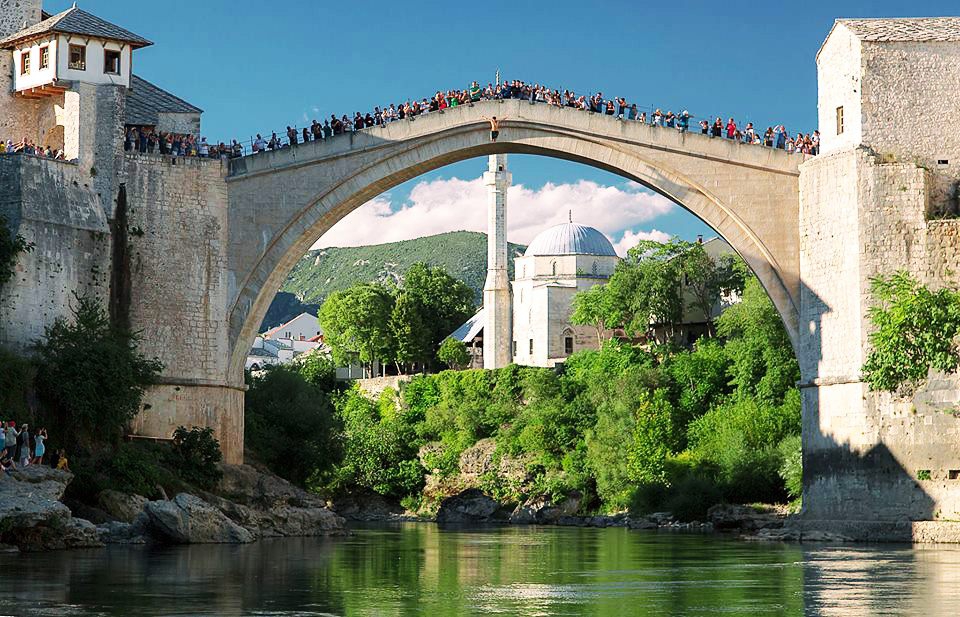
<box><xmin>0</xmin><ymin>138</ymin><xmax>67</xmax><ymax>159</ymax></box>
<box><xmin>225</xmin><ymin>79</ymin><xmax>819</xmax><ymax>158</ymax></box>
<box><xmin>124</xmin><ymin>127</ymin><xmax>244</xmax><ymax>160</ymax></box>
<box><xmin>114</xmin><ymin>78</ymin><xmax>818</xmax><ymax>159</ymax></box>
<box><xmin>0</xmin><ymin>420</ymin><xmax>67</xmax><ymax>473</ymax></box>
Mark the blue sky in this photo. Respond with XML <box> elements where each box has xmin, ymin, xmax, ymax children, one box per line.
<box><xmin>48</xmin><ymin>0</ymin><xmax>960</xmax><ymax>247</ymax></box>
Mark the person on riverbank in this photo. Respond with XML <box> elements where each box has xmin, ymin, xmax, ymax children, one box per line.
<box><xmin>16</xmin><ymin>424</ymin><xmax>30</xmax><ymax>467</ymax></box>
<box><xmin>56</xmin><ymin>449</ymin><xmax>69</xmax><ymax>472</ymax></box>
<box><xmin>6</xmin><ymin>421</ymin><xmax>19</xmax><ymax>462</ymax></box>
<box><xmin>0</xmin><ymin>445</ymin><xmax>13</xmax><ymax>472</ymax></box>
<box><xmin>33</xmin><ymin>428</ymin><xmax>46</xmax><ymax>465</ymax></box>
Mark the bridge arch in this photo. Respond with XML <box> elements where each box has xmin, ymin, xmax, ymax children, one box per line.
<box><xmin>225</xmin><ymin>100</ymin><xmax>801</xmax><ymax>380</ymax></box>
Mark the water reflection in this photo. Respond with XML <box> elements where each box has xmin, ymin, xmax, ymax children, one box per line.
<box><xmin>0</xmin><ymin>524</ymin><xmax>958</xmax><ymax>616</ymax></box>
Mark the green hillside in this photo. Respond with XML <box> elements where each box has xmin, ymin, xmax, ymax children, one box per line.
<box><xmin>261</xmin><ymin>231</ymin><xmax>526</xmax><ymax>331</ymax></box>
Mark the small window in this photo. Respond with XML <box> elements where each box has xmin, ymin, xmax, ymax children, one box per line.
<box><xmin>512</xmin><ymin>341</ymin><xmax>517</xmax><ymax>356</ymax></box>
<box><xmin>836</xmin><ymin>106</ymin><xmax>844</xmax><ymax>135</ymax></box>
<box><xmin>104</xmin><ymin>49</ymin><xmax>121</xmax><ymax>75</ymax></box>
<box><xmin>19</xmin><ymin>52</ymin><xmax>30</xmax><ymax>75</ymax></box>
<box><xmin>592</xmin><ymin>261</ymin><xmax>599</xmax><ymax>276</ymax></box>
<box><xmin>528</xmin><ymin>339</ymin><xmax>534</xmax><ymax>355</ymax></box>
<box><xmin>950</xmin><ymin>470</ymin><xmax>960</xmax><ymax>480</ymax></box>
<box><xmin>39</xmin><ymin>46</ymin><xmax>49</xmax><ymax>70</ymax></box>
<box><xmin>69</xmin><ymin>44</ymin><xmax>86</xmax><ymax>70</ymax></box>
<box><xmin>564</xmin><ymin>336</ymin><xmax>574</xmax><ymax>355</ymax></box>
<box><xmin>551</xmin><ymin>261</ymin><xmax>557</xmax><ymax>276</ymax></box>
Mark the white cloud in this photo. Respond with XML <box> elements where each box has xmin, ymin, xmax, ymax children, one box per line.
<box><xmin>612</xmin><ymin>229</ymin><xmax>672</xmax><ymax>257</ymax></box>
<box><xmin>314</xmin><ymin>176</ymin><xmax>674</xmax><ymax>249</ymax></box>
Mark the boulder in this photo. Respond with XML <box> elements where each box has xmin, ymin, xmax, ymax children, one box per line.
<box><xmin>97</xmin><ymin>490</ymin><xmax>148</xmax><ymax>523</ymax></box>
<box><xmin>329</xmin><ymin>491</ymin><xmax>404</xmax><ymax>522</ymax></box>
<box><xmin>707</xmin><ymin>504</ymin><xmax>783</xmax><ymax>532</ymax></box>
<box><xmin>10</xmin><ymin>517</ymin><xmax>104</xmax><ymax>551</ymax></box>
<box><xmin>144</xmin><ymin>493</ymin><xmax>255</xmax><ymax>544</ymax></box>
<box><xmin>0</xmin><ymin>468</ymin><xmax>73</xmax><ymax>532</ymax></box>
<box><xmin>510</xmin><ymin>492</ymin><xmax>582</xmax><ymax>524</ymax></box>
<box><xmin>210</xmin><ymin>465</ymin><xmax>345</xmax><ymax>536</ymax></box>
<box><xmin>436</xmin><ymin>489</ymin><xmax>510</xmax><ymax>524</ymax></box>
<box><xmin>97</xmin><ymin>514</ymin><xmax>151</xmax><ymax>545</ymax></box>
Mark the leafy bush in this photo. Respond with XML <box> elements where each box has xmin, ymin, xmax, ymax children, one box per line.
<box><xmin>778</xmin><ymin>434</ymin><xmax>803</xmax><ymax>501</ymax></box>
<box><xmin>330</xmin><ymin>387</ymin><xmax>424</xmax><ymax>498</ymax></box>
<box><xmin>103</xmin><ymin>443</ymin><xmax>167</xmax><ymax>498</ymax></box>
<box><xmin>34</xmin><ymin>296</ymin><xmax>163</xmax><ymax>449</ymax></box>
<box><xmin>861</xmin><ymin>272</ymin><xmax>960</xmax><ymax>392</ymax></box>
<box><xmin>0</xmin><ymin>347</ymin><xmax>36</xmax><ymax>422</ymax></box>
<box><xmin>169</xmin><ymin>426</ymin><xmax>223</xmax><ymax>489</ymax></box>
<box><xmin>296</xmin><ymin>352</ymin><xmax>338</xmax><ymax>391</ymax></box>
<box><xmin>437</xmin><ymin>337</ymin><xmax>470</xmax><ymax>370</ymax></box>
<box><xmin>245</xmin><ymin>365</ymin><xmax>340</xmax><ymax>487</ymax></box>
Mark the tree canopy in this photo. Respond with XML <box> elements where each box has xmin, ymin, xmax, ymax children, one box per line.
<box><xmin>318</xmin><ymin>263</ymin><xmax>475</xmax><ymax>374</ymax></box>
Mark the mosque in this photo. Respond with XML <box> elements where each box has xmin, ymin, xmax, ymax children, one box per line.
<box><xmin>451</xmin><ymin>154</ymin><xmax>621</xmax><ymax>369</ymax></box>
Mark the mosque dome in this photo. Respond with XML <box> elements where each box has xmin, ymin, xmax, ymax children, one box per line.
<box><xmin>524</xmin><ymin>222</ymin><xmax>617</xmax><ymax>257</ymax></box>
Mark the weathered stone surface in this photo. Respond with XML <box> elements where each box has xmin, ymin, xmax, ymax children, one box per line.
<box><xmin>209</xmin><ymin>465</ymin><xmax>344</xmax><ymax>536</ymax></box>
<box><xmin>436</xmin><ymin>489</ymin><xmax>511</xmax><ymax>524</ymax></box>
<box><xmin>97</xmin><ymin>515</ymin><xmax>151</xmax><ymax>545</ymax></box>
<box><xmin>0</xmin><ymin>466</ymin><xmax>74</xmax><ymax>531</ymax></box>
<box><xmin>707</xmin><ymin>504</ymin><xmax>784</xmax><ymax>532</ymax></box>
<box><xmin>144</xmin><ymin>493</ymin><xmax>254</xmax><ymax>544</ymax></box>
<box><xmin>510</xmin><ymin>492</ymin><xmax>582</xmax><ymax>525</ymax></box>
<box><xmin>97</xmin><ymin>490</ymin><xmax>149</xmax><ymax>524</ymax></box>
<box><xmin>329</xmin><ymin>491</ymin><xmax>404</xmax><ymax>522</ymax></box>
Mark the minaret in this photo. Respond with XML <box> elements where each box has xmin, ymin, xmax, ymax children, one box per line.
<box><xmin>483</xmin><ymin>154</ymin><xmax>512</xmax><ymax>369</ymax></box>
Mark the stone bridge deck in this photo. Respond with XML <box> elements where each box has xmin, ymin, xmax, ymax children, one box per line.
<box><xmin>223</xmin><ymin>100</ymin><xmax>802</xmax><ymax>377</ymax></box>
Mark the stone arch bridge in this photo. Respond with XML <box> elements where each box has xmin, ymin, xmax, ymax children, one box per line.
<box><xmin>223</xmin><ymin>99</ymin><xmax>802</xmax><ymax>381</ymax></box>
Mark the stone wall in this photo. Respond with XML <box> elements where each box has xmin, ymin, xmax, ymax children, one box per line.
<box><xmin>0</xmin><ymin>155</ymin><xmax>109</xmax><ymax>349</ymax></box>
<box><xmin>0</xmin><ymin>0</ymin><xmax>43</xmax><ymax>146</ymax></box>
<box><xmin>122</xmin><ymin>153</ymin><xmax>240</xmax><ymax>462</ymax></box>
<box><xmin>799</xmin><ymin>146</ymin><xmax>960</xmax><ymax>538</ymax></box>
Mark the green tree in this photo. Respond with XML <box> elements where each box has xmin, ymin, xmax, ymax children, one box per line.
<box><xmin>607</xmin><ymin>240</ymin><xmax>684</xmax><ymax>337</ymax></box>
<box><xmin>245</xmin><ymin>365</ymin><xmax>341</xmax><ymax>487</ymax></box>
<box><xmin>716</xmin><ymin>277</ymin><xmax>799</xmax><ymax>404</ymax></box>
<box><xmin>400</xmin><ymin>263</ymin><xmax>475</xmax><ymax>368</ymax></box>
<box><xmin>390</xmin><ymin>291</ymin><xmax>432</xmax><ymax>372</ymax></box>
<box><xmin>318</xmin><ymin>283</ymin><xmax>395</xmax><ymax>377</ymax></box>
<box><xmin>296</xmin><ymin>351</ymin><xmax>338</xmax><ymax>391</ymax></box>
<box><xmin>570</xmin><ymin>284</ymin><xmax>622</xmax><ymax>347</ymax></box>
<box><xmin>861</xmin><ymin>272</ymin><xmax>960</xmax><ymax>392</ymax></box>
<box><xmin>681</xmin><ymin>244</ymin><xmax>746</xmax><ymax>335</ymax></box>
<box><xmin>35</xmin><ymin>296</ymin><xmax>163</xmax><ymax>448</ymax></box>
<box><xmin>437</xmin><ymin>337</ymin><xmax>470</xmax><ymax>370</ymax></box>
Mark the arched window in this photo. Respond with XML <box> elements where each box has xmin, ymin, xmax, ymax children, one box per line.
<box><xmin>551</xmin><ymin>260</ymin><xmax>557</xmax><ymax>276</ymax></box>
<box><xmin>522</xmin><ymin>264</ymin><xmax>526</xmax><ymax>278</ymax></box>
<box><xmin>562</xmin><ymin>328</ymin><xmax>575</xmax><ymax>356</ymax></box>
<box><xmin>592</xmin><ymin>260</ymin><xmax>599</xmax><ymax>276</ymax></box>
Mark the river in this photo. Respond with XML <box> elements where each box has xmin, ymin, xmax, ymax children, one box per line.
<box><xmin>0</xmin><ymin>524</ymin><xmax>959</xmax><ymax>616</ymax></box>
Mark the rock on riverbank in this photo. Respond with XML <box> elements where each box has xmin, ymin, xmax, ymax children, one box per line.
<box><xmin>0</xmin><ymin>463</ymin><xmax>345</xmax><ymax>551</ymax></box>
<box><xmin>0</xmin><ymin>466</ymin><xmax>104</xmax><ymax>551</ymax></box>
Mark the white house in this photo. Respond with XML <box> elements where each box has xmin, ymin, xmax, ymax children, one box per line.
<box><xmin>263</xmin><ymin>312</ymin><xmax>322</xmax><ymax>343</ymax></box>
<box><xmin>1</xmin><ymin>7</ymin><xmax>152</xmax><ymax>96</ymax></box>
<box><xmin>247</xmin><ymin>313</ymin><xmax>323</xmax><ymax>371</ymax></box>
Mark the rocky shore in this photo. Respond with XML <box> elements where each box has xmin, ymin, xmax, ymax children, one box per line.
<box><xmin>0</xmin><ymin>464</ymin><xmax>345</xmax><ymax>552</ymax></box>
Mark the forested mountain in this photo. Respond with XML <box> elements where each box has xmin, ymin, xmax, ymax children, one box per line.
<box><xmin>260</xmin><ymin>231</ymin><xmax>526</xmax><ymax>331</ymax></box>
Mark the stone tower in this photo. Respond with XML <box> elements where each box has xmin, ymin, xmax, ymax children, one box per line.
<box><xmin>483</xmin><ymin>154</ymin><xmax>512</xmax><ymax>369</ymax></box>
<box><xmin>799</xmin><ymin>18</ymin><xmax>960</xmax><ymax>539</ymax></box>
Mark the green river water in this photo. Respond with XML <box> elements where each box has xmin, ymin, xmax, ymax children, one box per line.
<box><xmin>0</xmin><ymin>523</ymin><xmax>958</xmax><ymax>616</ymax></box>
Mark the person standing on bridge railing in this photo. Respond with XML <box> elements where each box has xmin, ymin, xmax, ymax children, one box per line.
<box><xmin>480</xmin><ymin>115</ymin><xmax>508</xmax><ymax>142</ymax></box>
<box><xmin>286</xmin><ymin>126</ymin><xmax>298</xmax><ymax>146</ymax></box>
<box><xmin>678</xmin><ymin>111</ymin><xmax>690</xmax><ymax>133</ymax></box>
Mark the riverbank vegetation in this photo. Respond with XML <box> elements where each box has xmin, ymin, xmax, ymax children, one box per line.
<box><xmin>2</xmin><ymin>296</ymin><xmax>224</xmax><ymax>502</ymax></box>
<box><xmin>246</xmin><ymin>240</ymin><xmax>806</xmax><ymax>520</ymax></box>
